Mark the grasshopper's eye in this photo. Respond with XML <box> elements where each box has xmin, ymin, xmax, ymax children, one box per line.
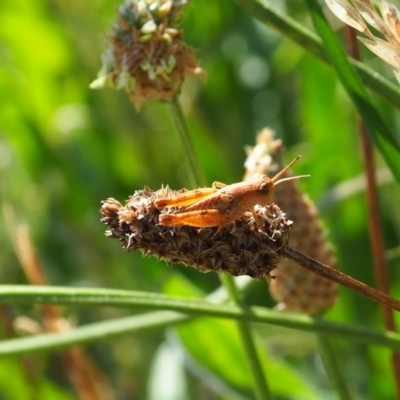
<box><xmin>259</xmin><ymin>181</ymin><xmax>271</xmax><ymax>193</ymax></box>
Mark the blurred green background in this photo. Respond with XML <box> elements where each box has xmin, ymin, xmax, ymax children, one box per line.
<box><xmin>1</xmin><ymin>0</ymin><xmax>400</xmax><ymax>399</ymax></box>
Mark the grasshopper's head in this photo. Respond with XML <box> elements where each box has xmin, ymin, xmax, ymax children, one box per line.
<box><xmin>251</xmin><ymin>176</ymin><xmax>276</xmax><ymax>204</ymax></box>
<box><xmin>244</xmin><ymin>156</ymin><xmax>309</xmax><ymax>207</ymax></box>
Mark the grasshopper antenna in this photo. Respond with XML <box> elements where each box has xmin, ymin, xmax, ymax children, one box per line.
<box><xmin>271</xmin><ymin>156</ymin><xmax>310</xmax><ymax>185</ymax></box>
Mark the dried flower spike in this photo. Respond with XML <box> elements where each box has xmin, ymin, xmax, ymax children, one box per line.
<box><xmin>325</xmin><ymin>0</ymin><xmax>400</xmax><ymax>83</ymax></box>
<box><xmin>244</xmin><ymin>129</ymin><xmax>338</xmax><ymax>315</ymax></box>
<box><xmin>90</xmin><ymin>0</ymin><xmax>204</xmax><ymax>109</ymax></box>
<box><xmin>100</xmin><ymin>187</ymin><xmax>292</xmax><ymax>279</ymax></box>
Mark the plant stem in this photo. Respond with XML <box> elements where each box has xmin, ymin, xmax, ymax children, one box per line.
<box><xmin>344</xmin><ymin>25</ymin><xmax>400</xmax><ymax>398</ymax></box>
<box><xmin>2</xmin><ymin>286</ymin><xmax>400</xmax><ymax>355</ymax></box>
<box><xmin>317</xmin><ymin>336</ymin><xmax>353</xmax><ymax>400</ymax></box>
<box><xmin>220</xmin><ymin>275</ymin><xmax>272</xmax><ymax>400</ymax></box>
<box><xmin>168</xmin><ymin>97</ymin><xmax>206</xmax><ymax>187</ymax></box>
<box><xmin>168</xmin><ymin>96</ymin><xmax>269</xmax><ymax>398</ymax></box>
<box><xmin>284</xmin><ymin>246</ymin><xmax>400</xmax><ymax>312</ymax></box>
<box><xmin>233</xmin><ymin>0</ymin><xmax>400</xmax><ymax>110</ymax></box>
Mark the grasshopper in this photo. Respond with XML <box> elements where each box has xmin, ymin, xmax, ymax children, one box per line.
<box><xmin>154</xmin><ymin>156</ymin><xmax>309</xmax><ymax>233</ymax></box>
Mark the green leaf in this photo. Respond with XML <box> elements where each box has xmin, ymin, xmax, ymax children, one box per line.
<box><xmin>0</xmin><ymin>359</ymin><xmax>75</xmax><ymax>400</ymax></box>
<box><xmin>234</xmin><ymin>0</ymin><xmax>400</xmax><ymax>110</ymax></box>
<box><xmin>304</xmin><ymin>0</ymin><xmax>400</xmax><ymax>182</ymax></box>
<box><xmin>177</xmin><ymin>317</ymin><xmax>319</xmax><ymax>398</ymax></box>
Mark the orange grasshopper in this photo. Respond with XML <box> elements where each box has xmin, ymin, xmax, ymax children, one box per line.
<box><xmin>155</xmin><ymin>156</ymin><xmax>309</xmax><ymax>233</ymax></box>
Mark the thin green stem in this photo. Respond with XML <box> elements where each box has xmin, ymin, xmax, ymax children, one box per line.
<box><xmin>168</xmin><ymin>94</ymin><xmax>270</xmax><ymax>398</ymax></box>
<box><xmin>0</xmin><ymin>311</ymin><xmax>187</xmax><ymax>356</ymax></box>
<box><xmin>233</xmin><ymin>0</ymin><xmax>400</xmax><ymax>109</ymax></box>
<box><xmin>317</xmin><ymin>336</ymin><xmax>353</xmax><ymax>400</ymax></box>
<box><xmin>220</xmin><ymin>275</ymin><xmax>272</xmax><ymax>400</ymax></box>
<box><xmin>1</xmin><ymin>285</ymin><xmax>400</xmax><ymax>355</ymax></box>
<box><xmin>168</xmin><ymin>97</ymin><xmax>206</xmax><ymax>187</ymax></box>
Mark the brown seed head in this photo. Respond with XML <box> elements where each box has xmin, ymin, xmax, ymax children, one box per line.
<box><xmin>90</xmin><ymin>0</ymin><xmax>204</xmax><ymax>109</ymax></box>
<box><xmin>100</xmin><ymin>187</ymin><xmax>292</xmax><ymax>279</ymax></box>
<box><xmin>244</xmin><ymin>128</ymin><xmax>338</xmax><ymax>315</ymax></box>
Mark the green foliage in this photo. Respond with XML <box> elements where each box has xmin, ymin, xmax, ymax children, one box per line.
<box><xmin>1</xmin><ymin>0</ymin><xmax>400</xmax><ymax>399</ymax></box>
<box><xmin>0</xmin><ymin>359</ymin><xmax>75</xmax><ymax>400</ymax></box>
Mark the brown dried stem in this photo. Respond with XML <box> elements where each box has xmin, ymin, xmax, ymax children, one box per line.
<box><xmin>284</xmin><ymin>246</ymin><xmax>400</xmax><ymax>313</ymax></box>
<box><xmin>344</xmin><ymin>25</ymin><xmax>400</xmax><ymax>396</ymax></box>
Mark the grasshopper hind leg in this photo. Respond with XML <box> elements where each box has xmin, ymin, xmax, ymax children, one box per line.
<box><xmin>158</xmin><ymin>209</ymin><xmax>230</xmax><ymax>234</ymax></box>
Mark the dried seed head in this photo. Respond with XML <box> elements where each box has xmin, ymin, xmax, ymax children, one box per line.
<box><xmin>245</xmin><ymin>128</ymin><xmax>338</xmax><ymax>315</ymax></box>
<box><xmin>325</xmin><ymin>0</ymin><xmax>400</xmax><ymax>83</ymax></box>
<box><xmin>100</xmin><ymin>187</ymin><xmax>292</xmax><ymax>279</ymax></box>
<box><xmin>90</xmin><ymin>0</ymin><xmax>204</xmax><ymax>109</ymax></box>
